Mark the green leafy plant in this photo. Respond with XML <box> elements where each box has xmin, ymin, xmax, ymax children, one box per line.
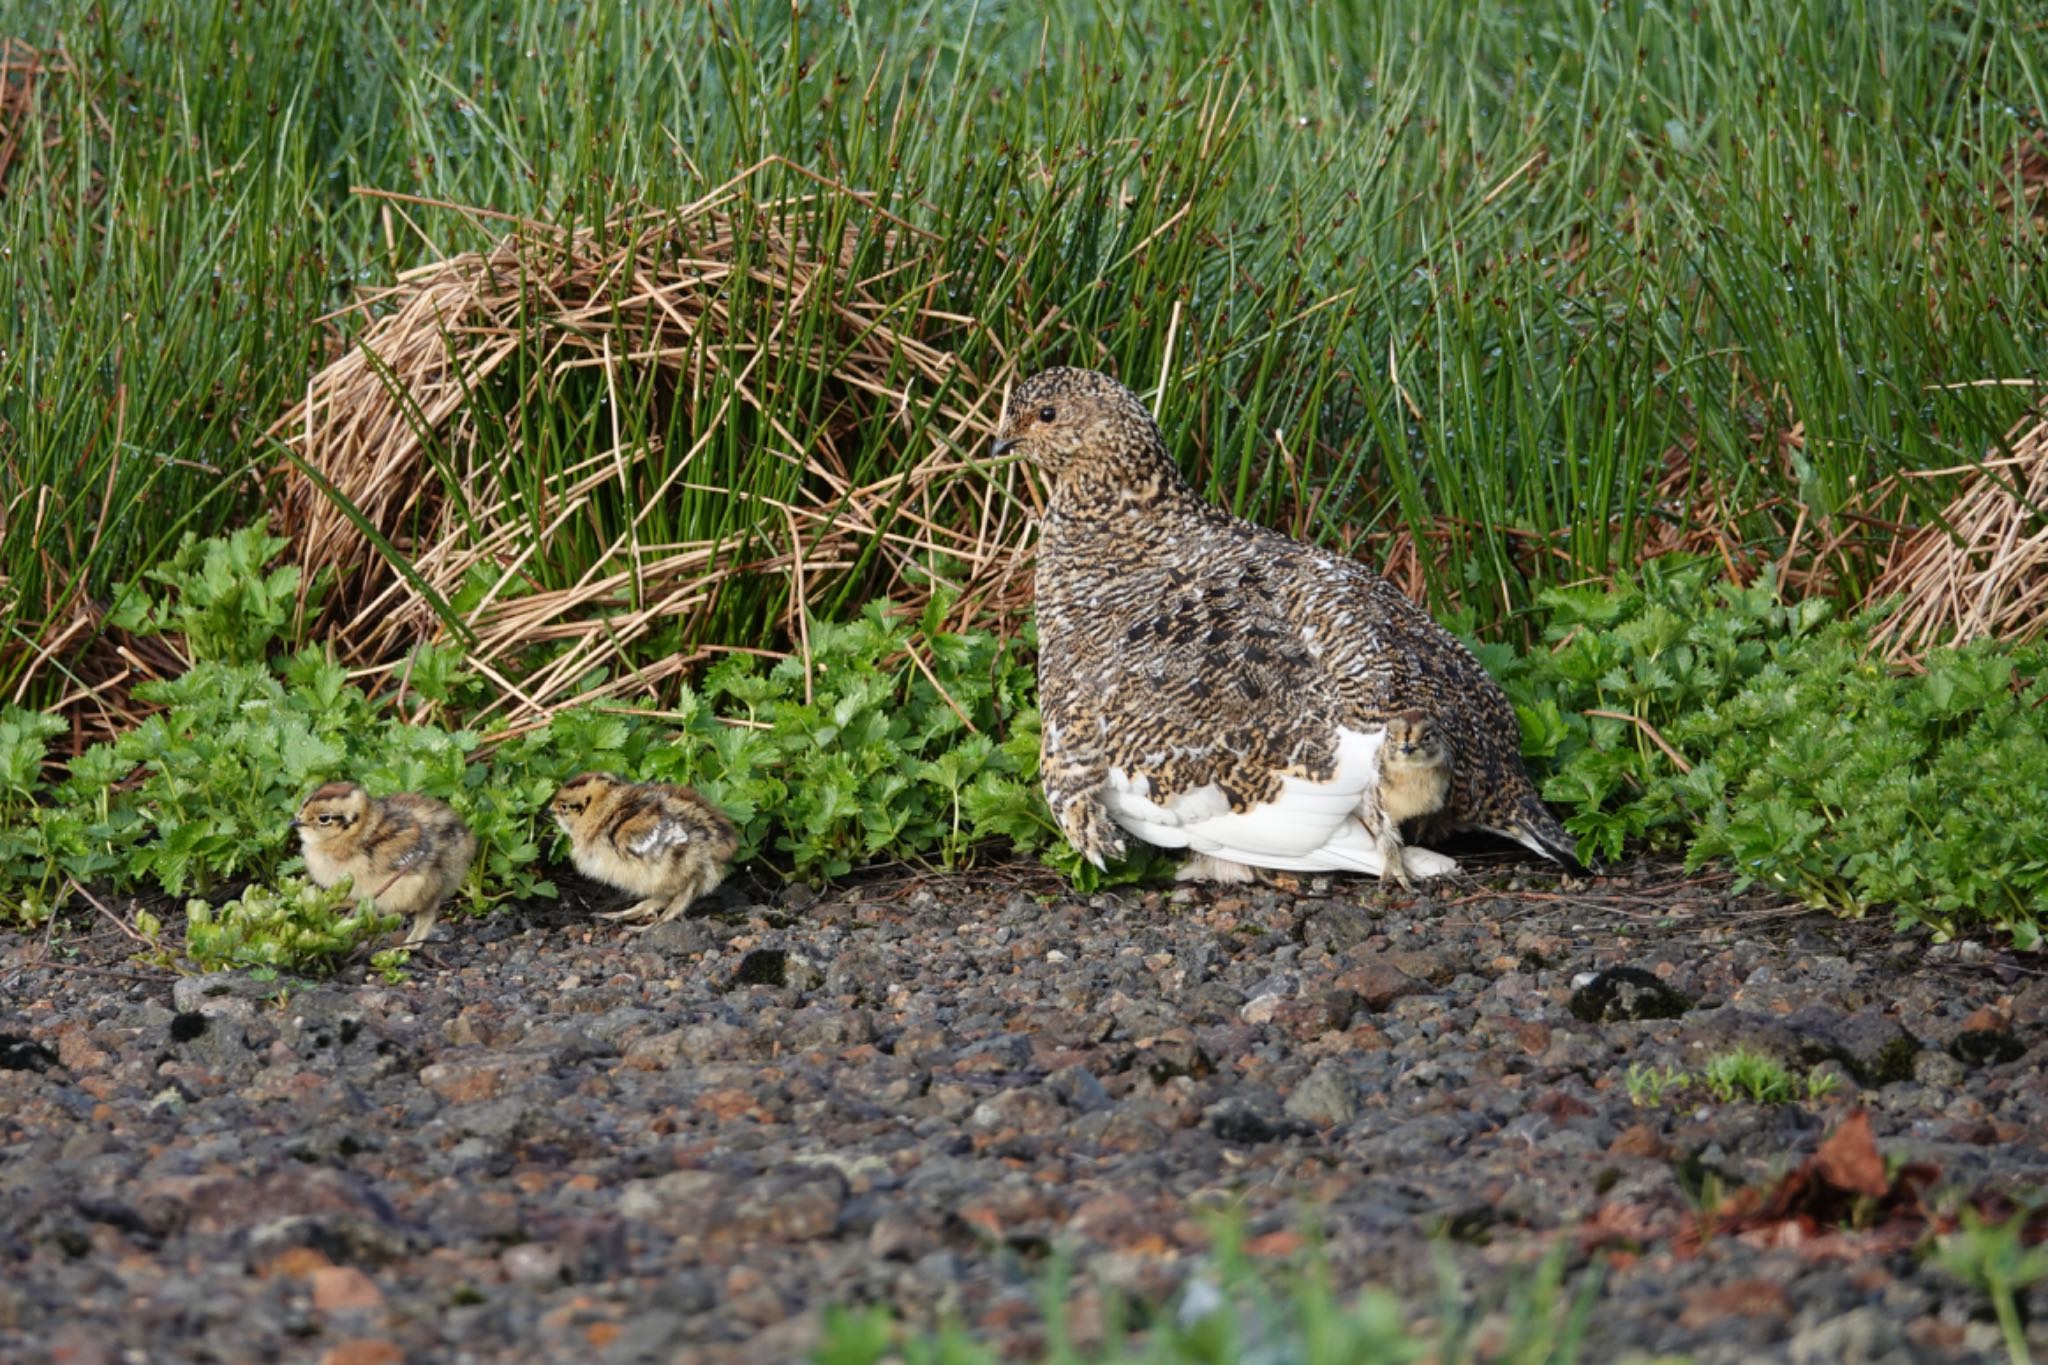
<box><xmin>1699</xmin><ymin>1048</ymin><xmax>1794</xmax><ymax>1106</ymax></box>
<box><xmin>0</xmin><ymin>537</ymin><xmax>1074</xmax><ymax>923</ymax></box>
<box><xmin>1624</xmin><ymin>1064</ymin><xmax>1690</xmax><ymax>1108</ymax></box>
<box><xmin>107</xmin><ymin>521</ymin><xmax>324</xmax><ymax>666</ymax></box>
<box><xmin>184</xmin><ymin>878</ymin><xmax>402</xmax><ymax>975</ymax></box>
<box><xmin>1496</xmin><ymin>559</ymin><xmax>2048</xmax><ymax>946</ymax></box>
<box><xmin>1935</xmin><ymin>1203</ymin><xmax>2048</xmax><ymax>1365</ymax></box>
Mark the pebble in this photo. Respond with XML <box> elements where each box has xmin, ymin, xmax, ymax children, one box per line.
<box><xmin>3</xmin><ymin>858</ymin><xmax>2043</xmax><ymax>1362</ymax></box>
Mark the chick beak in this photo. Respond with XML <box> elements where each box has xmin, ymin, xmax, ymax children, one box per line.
<box><xmin>991</xmin><ymin>436</ymin><xmax>1018</xmax><ymax>457</ymax></box>
<box><xmin>288</xmin><ymin>817</ymin><xmax>301</xmax><ymax>830</ymax></box>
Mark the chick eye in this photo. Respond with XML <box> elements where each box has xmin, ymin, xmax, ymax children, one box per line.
<box><xmin>1037</xmin><ymin>405</ymin><xmax>1057</xmax><ymax>423</ymax></box>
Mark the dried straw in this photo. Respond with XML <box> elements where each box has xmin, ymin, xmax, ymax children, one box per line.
<box><xmin>1871</xmin><ymin>404</ymin><xmax>2048</xmax><ymax>663</ymax></box>
<box><xmin>271</xmin><ymin>159</ymin><xmax>1039</xmax><ymax>725</ymax></box>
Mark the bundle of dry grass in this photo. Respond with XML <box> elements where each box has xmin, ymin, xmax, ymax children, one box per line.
<box><xmin>1871</xmin><ymin>405</ymin><xmax>2048</xmax><ymax>663</ymax></box>
<box><xmin>272</xmin><ymin>160</ymin><xmax>1041</xmax><ymax>725</ymax></box>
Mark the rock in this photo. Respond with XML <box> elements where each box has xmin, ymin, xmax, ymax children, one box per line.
<box><xmin>1135</xmin><ymin>1031</ymin><xmax>1212</xmax><ymax>1082</ymax></box>
<box><xmin>617</xmin><ymin>1170</ymin><xmax>723</xmax><ymax>1220</ymax></box>
<box><xmin>712</xmin><ymin>1169</ymin><xmax>845</xmax><ymax>1242</ymax></box>
<box><xmin>733</xmin><ymin>948</ymin><xmax>789</xmax><ymax>987</ymax></box>
<box><xmin>868</xmin><ymin>1209</ymin><xmax>939</xmax><ymax>1262</ymax></box>
<box><xmin>320</xmin><ymin>1342</ymin><xmax>404</xmax><ymax>1365</ymax></box>
<box><xmin>310</xmin><ymin>1265</ymin><xmax>385</xmax><ymax>1313</ymax></box>
<box><xmin>601</xmin><ymin>1310</ymin><xmax>695</xmax><ymax>1364</ymax></box>
<box><xmin>1608</xmin><ymin>1123</ymin><xmax>1667</xmax><ymax>1159</ymax></box>
<box><xmin>1785</xmin><ymin>1306</ymin><xmax>1907</xmax><ymax>1364</ymax></box>
<box><xmin>499</xmin><ymin>1242</ymin><xmax>562</xmax><ymax>1283</ymax></box>
<box><xmin>637</xmin><ymin>918</ymin><xmax>718</xmax><ymax>954</ymax></box>
<box><xmin>1951</xmin><ymin>1030</ymin><xmax>2025</xmax><ymax>1067</ymax></box>
<box><xmin>783</xmin><ymin>1004</ymin><xmax>875</xmax><ymax>1052</ymax></box>
<box><xmin>1790</xmin><ymin>1008</ymin><xmax>1922</xmax><ymax>1085</ymax></box>
<box><xmin>1912</xmin><ymin>1051</ymin><xmax>1967</xmax><ymax>1087</ymax></box>
<box><xmin>54</xmin><ymin>1028</ymin><xmax>109</xmax><ymax>1073</ymax></box>
<box><xmin>1205</xmin><ymin>1096</ymin><xmax>1308</xmax><ymax>1145</ymax></box>
<box><xmin>418</xmin><ymin>1054</ymin><xmax>548</xmax><ymax>1105</ymax></box>
<box><xmin>173</xmin><ymin>972</ymin><xmax>277</xmax><ymax>1013</ymax></box>
<box><xmin>0</xmin><ymin>1035</ymin><xmax>58</xmax><ymax>1073</ymax></box>
<box><xmin>968</xmin><ymin>1087</ymin><xmax>1065</xmax><ymax>1136</ymax></box>
<box><xmin>1284</xmin><ymin>1060</ymin><xmax>1358</xmax><ymax>1128</ymax></box>
<box><xmin>1335</xmin><ymin>958</ymin><xmax>1426</xmax><ymax>1012</ymax></box>
<box><xmin>1271</xmin><ymin>991</ymin><xmax>1357</xmax><ymax>1039</ymax></box>
<box><xmin>1045</xmin><ymin>1064</ymin><xmax>1112</xmax><ymax>1114</ymax></box>
<box><xmin>1569</xmin><ymin>967</ymin><xmax>1692</xmax><ymax>1023</ymax></box>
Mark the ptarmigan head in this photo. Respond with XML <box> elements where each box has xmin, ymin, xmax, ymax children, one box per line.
<box><xmin>992</xmin><ymin>368</ymin><xmax>1181</xmax><ymax>502</ymax></box>
<box><xmin>293</xmin><ymin>781</ymin><xmax>370</xmax><ymax>842</ymax></box>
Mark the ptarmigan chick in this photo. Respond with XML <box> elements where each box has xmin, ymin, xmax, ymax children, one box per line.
<box><xmin>549</xmin><ymin>772</ymin><xmax>737</xmax><ymax>931</ymax></box>
<box><xmin>1375</xmin><ymin>710</ymin><xmax>1453</xmax><ymax>889</ymax></box>
<box><xmin>294</xmin><ymin>782</ymin><xmax>476</xmax><ymax>946</ymax></box>
<box><xmin>993</xmin><ymin>366</ymin><xmax>1580</xmax><ymax>883</ymax></box>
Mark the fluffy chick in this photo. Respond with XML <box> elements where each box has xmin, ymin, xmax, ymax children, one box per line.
<box><xmin>549</xmin><ymin>772</ymin><xmax>737</xmax><ymax>931</ymax></box>
<box><xmin>1375</xmin><ymin>710</ymin><xmax>1453</xmax><ymax>889</ymax></box>
<box><xmin>294</xmin><ymin>782</ymin><xmax>476</xmax><ymax>947</ymax></box>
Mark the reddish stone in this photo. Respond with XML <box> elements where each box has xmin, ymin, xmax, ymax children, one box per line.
<box><xmin>311</xmin><ymin>1266</ymin><xmax>385</xmax><ymax>1313</ymax></box>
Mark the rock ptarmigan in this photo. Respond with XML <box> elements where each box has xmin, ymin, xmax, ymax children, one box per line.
<box><xmin>993</xmin><ymin>366</ymin><xmax>1579</xmax><ymax>883</ymax></box>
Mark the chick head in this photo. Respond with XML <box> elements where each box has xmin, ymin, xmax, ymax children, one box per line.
<box><xmin>550</xmin><ymin>771</ymin><xmax>623</xmax><ymax>833</ymax></box>
<box><xmin>294</xmin><ymin>781</ymin><xmax>372</xmax><ymax>848</ymax></box>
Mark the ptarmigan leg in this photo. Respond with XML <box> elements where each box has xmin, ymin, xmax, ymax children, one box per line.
<box><xmin>1045</xmin><ymin>771</ymin><xmax>1127</xmax><ymax>870</ymax></box>
<box><xmin>1396</xmin><ymin>846</ymin><xmax>1459</xmax><ymax>880</ymax></box>
<box><xmin>1175</xmin><ymin>853</ymin><xmax>1260</xmax><ymax>884</ymax></box>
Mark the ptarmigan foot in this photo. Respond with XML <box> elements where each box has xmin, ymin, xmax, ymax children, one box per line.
<box><xmin>1058</xmin><ymin>796</ymin><xmax>1127</xmax><ymax>871</ymax></box>
<box><xmin>1397</xmin><ymin>846</ymin><xmax>1459</xmax><ymax>881</ymax></box>
<box><xmin>1175</xmin><ymin>853</ymin><xmax>1261</xmax><ymax>884</ymax></box>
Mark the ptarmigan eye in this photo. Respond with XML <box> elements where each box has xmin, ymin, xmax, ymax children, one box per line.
<box><xmin>1037</xmin><ymin>405</ymin><xmax>1057</xmax><ymax>423</ymax></box>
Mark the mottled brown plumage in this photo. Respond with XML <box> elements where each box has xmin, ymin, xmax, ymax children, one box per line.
<box><xmin>993</xmin><ymin>366</ymin><xmax>1576</xmax><ymax>880</ymax></box>
<box><xmin>549</xmin><ymin>772</ymin><xmax>737</xmax><ymax>931</ymax></box>
<box><xmin>294</xmin><ymin>782</ymin><xmax>476</xmax><ymax>946</ymax></box>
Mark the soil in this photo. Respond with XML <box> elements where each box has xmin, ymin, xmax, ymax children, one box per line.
<box><xmin>3</xmin><ymin>849</ymin><xmax>2046</xmax><ymax>1364</ymax></box>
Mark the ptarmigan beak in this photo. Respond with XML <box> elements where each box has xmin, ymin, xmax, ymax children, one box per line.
<box><xmin>991</xmin><ymin>436</ymin><xmax>1018</xmax><ymax>456</ymax></box>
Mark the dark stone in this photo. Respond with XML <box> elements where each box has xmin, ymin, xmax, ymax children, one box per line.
<box><xmin>1951</xmin><ymin>1029</ymin><xmax>2026</xmax><ymax>1067</ymax></box>
<box><xmin>734</xmin><ymin>949</ymin><xmax>788</xmax><ymax>987</ymax></box>
<box><xmin>0</xmin><ymin>1035</ymin><xmax>58</xmax><ymax>1073</ymax></box>
<box><xmin>169</xmin><ymin>1012</ymin><xmax>209</xmax><ymax>1043</ymax></box>
<box><xmin>1569</xmin><ymin>967</ymin><xmax>1693</xmax><ymax>1023</ymax></box>
<box><xmin>1138</xmin><ymin>1033</ymin><xmax>1213</xmax><ymax>1083</ymax></box>
<box><xmin>1789</xmin><ymin>1008</ymin><xmax>1922</xmax><ymax>1086</ymax></box>
<box><xmin>1204</xmin><ymin>1097</ymin><xmax>1309</xmax><ymax>1145</ymax></box>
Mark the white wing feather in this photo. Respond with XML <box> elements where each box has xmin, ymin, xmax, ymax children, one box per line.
<box><xmin>1101</xmin><ymin>727</ymin><xmax>1458</xmax><ymax>879</ymax></box>
<box><xmin>626</xmin><ymin>818</ymin><xmax>693</xmax><ymax>858</ymax></box>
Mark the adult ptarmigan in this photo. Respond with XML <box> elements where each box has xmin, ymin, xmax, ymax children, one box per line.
<box><xmin>993</xmin><ymin>366</ymin><xmax>1579</xmax><ymax>883</ymax></box>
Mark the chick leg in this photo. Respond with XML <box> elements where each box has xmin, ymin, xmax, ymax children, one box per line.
<box><xmin>403</xmin><ymin>906</ymin><xmax>440</xmax><ymax>947</ymax></box>
<box><xmin>1374</xmin><ymin>829</ymin><xmax>1414</xmax><ymax>890</ymax></box>
<box><xmin>597</xmin><ymin>898</ymin><xmax>664</xmax><ymax>923</ymax></box>
<box><xmin>628</xmin><ymin>865</ymin><xmax>725</xmax><ymax>933</ymax></box>
<box><xmin>624</xmin><ymin>894</ymin><xmax>691</xmax><ymax>935</ymax></box>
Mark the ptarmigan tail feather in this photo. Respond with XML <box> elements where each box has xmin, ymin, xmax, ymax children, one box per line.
<box><xmin>1498</xmin><ymin>793</ymin><xmax>1585</xmax><ymax>873</ymax></box>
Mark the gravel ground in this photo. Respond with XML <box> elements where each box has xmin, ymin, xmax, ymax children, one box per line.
<box><xmin>4</xmin><ymin>851</ymin><xmax>2046</xmax><ymax>1364</ymax></box>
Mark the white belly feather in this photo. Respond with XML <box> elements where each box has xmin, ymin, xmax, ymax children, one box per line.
<box><xmin>1099</xmin><ymin>727</ymin><xmax>1457</xmax><ymax>879</ymax></box>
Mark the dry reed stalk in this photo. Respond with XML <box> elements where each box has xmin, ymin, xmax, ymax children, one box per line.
<box><xmin>1870</xmin><ymin>406</ymin><xmax>2048</xmax><ymax>663</ymax></box>
<box><xmin>1</xmin><ymin>38</ymin><xmax>65</xmax><ymax>191</ymax></box>
<box><xmin>271</xmin><ymin>162</ymin><xmax>1039</xmax><ymax>725</ymax></box>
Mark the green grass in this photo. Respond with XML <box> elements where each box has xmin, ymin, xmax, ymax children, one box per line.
<box><xmin>6</xmin><ymin>0</ymin><xmax>2046</xmax><ymax>707</ymax></box>
<box><xmin>815</xmin><ymin>1223</ymin><xmax>1597</xmax><ymax>1365</ymax></box>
